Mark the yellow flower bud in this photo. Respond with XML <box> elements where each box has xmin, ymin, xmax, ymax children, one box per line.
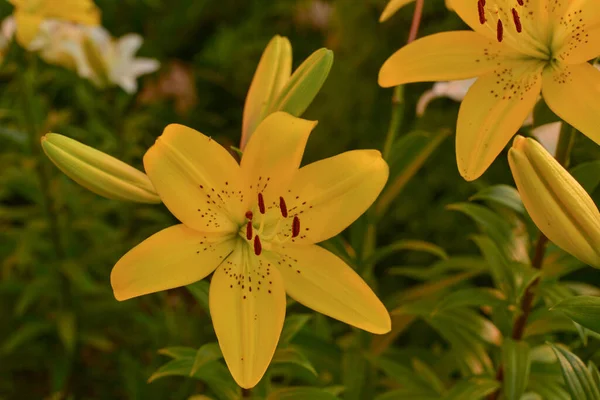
<box><xmin>42</xmin><ymin>133</ymin><xmax>161</xmax><ymax>204</ymax></box>
<box><xmin>508</xmin><ymin>135</ymin><xmax>600</xmax><ymax>267</ymax></box>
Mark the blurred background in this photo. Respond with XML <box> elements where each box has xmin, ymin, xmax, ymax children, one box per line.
<box><xmin>2</xmin><ymin>0</ymin><xmax>600</xmax><ymax>399</ymax></box>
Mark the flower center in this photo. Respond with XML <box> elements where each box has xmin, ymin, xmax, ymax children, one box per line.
<box><xmin>238</xmin><ymin>193</ymin><xmax>301</xmax><ymax>256</ymax></box>
<box><xmin>477</xmin><ymin>0</ymin><xmax>524</xmax><ymax>43</ymax></box>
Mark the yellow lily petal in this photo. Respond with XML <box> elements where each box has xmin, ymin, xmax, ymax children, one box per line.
<box><xmin>241</xmin><ymin>35</ymin><xmax>292</xmax><ymax>150</ymax></box>
<box><xmin>509</xmin><ymin>136</ymin><xmax>600</xmax><ymax>267</ymax></box>
<box><xmin>456</xmin><ymin>62</ymin><xmax>543</xmax><ymax>181</ymax></box>
<box><xmin>14</xmin><ymin>10</ymin><xmax>42</xmax><ymax>46</ymax></box>
<box><xmin>379</xmin><ymin>0</ymin><xmax>415</xmax><ymax>22</ymax></box>
<box><xmin>553</xmin><ymin>0</ymin><xmax>600</xmax><ymax>64</ymax></box>
<box><xmin>210</xmin><ymin>245</ymin><xmax>286</xmax><ymax>389</ymax></box>
<box><xmin>42</xmin><ymin>0</ymin><xmax>100</xmax><ymax>26</ymax></box>
<box><xmin>240</xmin><ymin>112</ymin><xmax>317</xmax><ymax>210</ymax></box>
<box><xmin>144</xmin><ymin>124</ymin><xmax>244</xmax><ymax>233</ymax></box>
<box><xmin>379</xmin><ymin>32</ymin><xmax>511</xmax><ymax>87</ymax></box>
<box><xmin>280</xmin><ymin>150</ymin><xmax>388</xmax><ymax>244</ymax></box>
<box><xmin>270</xmin><ymin>244</ymin><xmax>391</xmax><ymax>334</ymax></box>
<box><xmin>111</xmin><ymin>224</ymin><xmax>235</xmax><ymax>301</ymax></box>
<box><xmin>542</xmin><ymin>63</ymin><xmax>600</xmax><ymax>146</ymax></box>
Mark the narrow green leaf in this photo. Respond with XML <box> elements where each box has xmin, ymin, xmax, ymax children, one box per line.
<box><xmin>502</xmin><ymin>339</ymin><xmax>531</xmax><ymax>400</ymax></box>
<box><xmin>367</xmin><ymin>356</ymin><xmax>430</xmax><ymax>391</ymax></box>
<box><xmin>267</xmin><ymin>387</ymin><xmax>339</xmax><ymax>400</ymax></box>
<box><xmin>190</xmin><ymin>343</ymin><xmax>222</xmax><ymax>376</ymax></box>
<box><xmin>552</xmin><ymin>296</ymin><xmax>600</xmax><ymax>334</ymax></box>
<box><xmin>56</xmin><ymin>311</ymin><xmax>77</xmax><ymax>353</ymax></box>
<box><xmin>589</xmin><ymin>361</ymin><xmax>600</xmax><ymax>389</ymax></box>
<box><xmin>279</xmin><ymin>314</ymin><xmax>312</xmax><ymax>344</ymax></box>
<box><xmin>376</xmin><ymin>390</ymin><xmax>439</xmax><ymax>400</ymax></box>
<box><xmin>448</xmin><ymin>203</ymin><xmax>514</xmax><ymax>255</ymax></box>
<box><xmin>186</xmin><ymin>280</ymin><xmax>210</xmax><ymax>314</ymax></box>
<box><xmin>470</xmin><ymin>184</ymin><xmax>525</xmax><ymax>214</ymax></box>
<box><xmin>434</xmin><ymin>288</ymin><xmax>507</xmax><ymax>312</ymax></box>
<box><xmin>1</xmin><ymin>321</ymin><xmax>53</xmax><ymax>354</ymax></box>
<box><xmin>549</xmin><ymin>343</ymin><xmax>600</xmax><ymax>400</ymax></box>
<box><xmin>369</xmin><ymin>240</ymin><xmax>448</xmax><ymax>265</ymax></box>
<box><xmin>570</xmin><ymin>160</ymin><xmax>600</xmax><ymax>194</ymax></box>
<box><xmin>148</xmin><ymin>358</ymin><xmax>194</xmax><ymax>383</ymax></box>
<box><xmin>411</xmin><ymin>358</ymin><xmax>445</xmax><ymax>394</ymax></box>
<box><xmin>444</xmin><ymin>377</ymin><xmax>499</xmax><ymax>399</ymax></box>
<box><xmin>376</xmin><ymin>129</ymin><xmax>449</xmax><ymax>216</ymax></box>
<box><xmin>472</xmin><ymin>235</ymin><xmax>516</xmax><ymax>299</ymax></box>
<box><xmin>342</xmin><ymin>348</ymin><xmax>367</xmax><ymax>400</ymax></box>
<box><xmin>157</xmin><ymin>346</ymin><xmax>197</xmax><ymax>360</ymax></box>
<box><xmin>272</xmin><ymin>347</ymin><xmax>317</xmax><ymax>376</ymax></box>
<box><xmin>269</xmin><ymin>48</ymin><xmax>333</xmax><ymax>117</ymax></box>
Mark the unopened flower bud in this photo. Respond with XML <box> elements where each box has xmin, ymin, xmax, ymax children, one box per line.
<box><xmin>509</xmin><ymin>135</ymin><xmax>600</xmax><ymax>267</ymax></box>
<box><xmin>42</xmin><ymin>133</ymin><xmax>161</xmax><ymax>204</ymax></box>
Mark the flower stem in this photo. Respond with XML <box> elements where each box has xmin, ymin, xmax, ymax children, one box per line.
<box><xmin>380</xmin><ymin>0</ymin><xmax>423</xmax><ymax>160</ymax></box>
<box><xmin>488</xmin><ymin>123</ymin><xmax>577</xmax><ymax>400</ymax></box>
<box><xmin>242</xmin><ymin>388</ymin><xmax>252</xmax><ymax>398</ymax></box>
<box><xmin>19</xmin><ymin>65</ymin><xmax>65</xmax><ymax>260</ymax></box>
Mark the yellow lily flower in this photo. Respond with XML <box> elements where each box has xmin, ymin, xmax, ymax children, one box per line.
<box><xmin>379</xmin><ymin>0</ymin><xmax>600</xmax><ymax>181</ymax></box>
<box><xmin>509</xmin><ymin>135</ymin><xmax>600</xmax><ymax>268</ymax></box>
<box><xmin>111</xmin><ymin>112</ymin><xmax>391</xmax><ymax>388</ymax></box>
<box><xmin>9</xmin><ymin>0</ymin><xmax>100</xmax><ymax>46</ymax></box>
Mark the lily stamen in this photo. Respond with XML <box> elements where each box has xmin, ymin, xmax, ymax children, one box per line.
<box><xmin>258</xmin><ymin>193</ymin><xmax>266</xmax><ymax>214</ymax></box>
<box><xmin>253</xmin><ymin>235</ymin><xmax>262</xmax><ymax>256</ymax></box>
<box><xmin>477</xmin><ymin>0</ymin><xmax>486</xmax><ymax>24</ymax></box>
<box><xmin>292</xmin><ymin>215</ymin><xmax>300</xmax><ymax>238</ymax></box>
<box><xmin>497</xmin><ymin>19</ymin><xmax>504</xmax><ymax>42</ymax></box>
<box><xmin>246</xmin><ymin>221</ymin><xmax>253</xmax><ymax>240</ymax></box>
<box><xmin>511</xmin><ymin>8</ymin><xmax>522</xmax><ymax>33</ymax></box>
<box><xmin>279</xmin><ymin>196</ymin><xmax>288</xmax><ymax>218</ymax></box>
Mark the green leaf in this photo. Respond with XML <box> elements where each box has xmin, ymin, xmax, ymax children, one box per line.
<box><xmin>368</xmin><ymin>240</ymin><xmax>448</xmax><ymax>265</ymax></box>
<box><xmin>411</xmin><ymin>358</ymin><xmax>445</xmax><ymax>394</ymax></box>
<box><xmin>448</xmin><ymin>203</ymin><xmax>514</xmax><ymax>256</ymax></box>
<box><xmin>552</xmin><ymin>296</ymin><xmax>600</xmax><ymax>334</ymax></box>
<box><xmin>56</xmin><ymin>311</ymin><xmax>77</xmax><ymax>353</ymax></box>
<box><xmin>190</xmin><ymin>343</ymin><xmax>223</xmax><ymax>376</ymax></box>
<box><xmin>14</xmin><ymin>276</ymin><xmax>55</xmax><ymax>316</ymax></box>
<box><xmin>528</xmin><ymin>374</ymin><xmax>571</xmax><ymax>400</ymax></box>
<box><xmin>589</xmin><ymin>361</ymin><xmax>600</xmax><ymax>389</ymax></box>
<box><xmin>272</xmin><ymin>347</ymin><xmax>317</xmax><ymax>376</ymax></box>
<box><xmin>472</xmin><ymin>236</ymin><xmax>516</xmax><ymax>299</ymax></box>
<box><xmin>570</xmin><ymin>160</ymin><xmax>600</xmax><ymax>194</ymax></box>
<box><xmin>1</xmin><ymin>321</ymin><xmax>53</xmax><ymax>354</ymax></box>
<box><xmin>279</xmin><ymin>314</ymin><xmax>312</xmax><ymax>344</ymax></box>
<box><xmin>502</xmin><ymin>339</ymin><xmax>531</xmax><ymax>400</ymax></box>
<box><xmin>148</xmin><ymin>358</ymin><xmax>194</xmax><ymax>383</ymax></box>
<box><xmin>444</xmin><ymin>377</ymin><xmax>499</xmax><ymax>399</ymax></box>
<box><xmin>388</xmin><ymin>256</ymin><xmax>487</xmax><ymax>280</ymax></box>
<box><xmin>367</xmin><ymin>356</ymin><xmax>431</xmax><ymax>391</ymax></box>
<box><xmin>342</xmin><ymin>348</ymin><xmax>367</xmax><ymax>400</ymax></box>
<box><xmin>434</xmin><ymin>288</ymin><xmax>507</xmax><ymax>312</ymax></box>
<box><xmin>186</xmin><ymin>280</ymin><xmax>210</xmax><ymax>314</ymax></box>
<box><xmin>158</xmin><ymin>346</ymin><xmax>197</xmax><ymax>360</ymax></box>
<box><xmin>267</xmin><ymin>387</ymin><xmax>339</xmax><ymax>400</ymax></box>
<box><xmin>549</xmin><ymin>343</ymin><xmax>600</xmax><ymax>400</ymax></box>
<box><xmin>470</xmin><ymin>184</ymin><xmax>525</xmax><ymax>214</ymax></box>
<box><xmin>376</xmin><ymin>129</ymin><xmax>449</xmax><ymax>216</ymax></box>
<box><xmin>269</xmin><ymin>48</ymin><xmax>333</xmax><ymax>117</ymax></box>
<box><xmin>376</xmin><ymin>390</ymin><xmax>439</xmax><ymax>400</ymax></box>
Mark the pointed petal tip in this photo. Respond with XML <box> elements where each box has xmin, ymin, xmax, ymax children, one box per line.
<box><xmin>512</xmin><ymin>134</ymin><xmax>527</xmax><ymax>149</ymax></box>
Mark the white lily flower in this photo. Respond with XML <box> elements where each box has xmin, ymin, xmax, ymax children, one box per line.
<box><xmin>28</xmin><ymin>20</ymin><xmax>159</xmax><ymax>94</ymax></box>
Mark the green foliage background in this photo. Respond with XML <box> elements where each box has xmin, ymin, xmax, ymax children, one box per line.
<box><xmin>3</xmin><ymin>0</ymin><xmax>600</xmax><ymax>399</ymax></box>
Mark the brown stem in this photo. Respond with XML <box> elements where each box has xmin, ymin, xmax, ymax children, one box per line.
<box><xmin>407</xmin><ymin>0</ymin><xmax>425</xmax><ymax>44</ymax></box>
<box><xmin>488</xmin><ymin>125</ymin><xmax>576</xmax><ymax>400</ymax></box>
<box><xmin>242</xmin><ymin>388</ymin><xmax>251</xmax><ymax>398</ymax></box>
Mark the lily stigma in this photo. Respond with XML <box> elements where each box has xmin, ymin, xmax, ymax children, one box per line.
<box><xmin>379</xmin><ymin>0</ymin><xmax>600</xmax><ymax>180</ymax></box>
<box><xmin>110</xmin><ymin>112</ymin><xmax>391</xmax><ymax>388</ymax></box>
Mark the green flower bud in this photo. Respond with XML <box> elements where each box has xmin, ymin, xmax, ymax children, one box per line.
<box><xmin>42</xmin><ymin>133</ymin><xmax>160</xmax><ymax>204</ymax></box>
<box><xmin>508</xmin><ymin>135</ymin><xmax>600</xmax><ymax>267</ymax></box>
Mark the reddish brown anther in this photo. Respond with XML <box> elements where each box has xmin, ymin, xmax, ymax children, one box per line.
<box><xmin>258</xmin><ymin>193</ymin><xmax>265</xmax><ymax>214</ymax></box>
<box><xmin>292</xmin><ymin>216</ymin><xmax>300</xmax><ymax>238</ymax></box>
<box><xmin>477</xmin><ymin>0</ymin><xmax>486</xmax><ymax>24</ymax></box>
<box><xmin>516</xmin><ymin>0</ymin><xmax>523</xmax><ymax>5</ymax></box>
<box><xmin>279</xmin><ymin>197</ymin><xmax>288</xmax><ymax>218</ymax></box>
<box><xmin>497</xmin><ymin>19</ymin><xmax>504</xmax><ymax>42</ymax></box>
<box><xmin>253</xmin><ymin>235</ymin><xmax>262</xmax><ymax>256</ymax></box>
<box><xmin>246</xmin><ymin>221</ymin><xmax>253</xmax><ymax>240</ymax></box>
<box><xmin>245</xmin><ymin>211</ymin><xmax>253</xmax><ymax>220</ymax></box>
<box><xmin>512</xmin><ymin>8</ymin><xmax>522</xmax><ymax>32</ymax></box>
